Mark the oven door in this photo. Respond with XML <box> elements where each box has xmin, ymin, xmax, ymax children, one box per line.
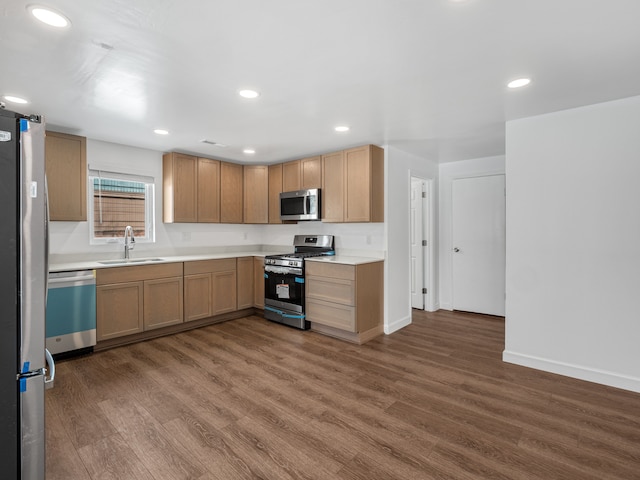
<box><xmin>264</xmin><ymin>265</ymin><xmax>309</xmax><ymax>329</ymax></box>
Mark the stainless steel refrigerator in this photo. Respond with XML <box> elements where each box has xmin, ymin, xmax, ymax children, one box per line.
<box><xmin>0</xmin><ymin>107</ymin><xmax>54</xmax><ymax>479</ymax></box>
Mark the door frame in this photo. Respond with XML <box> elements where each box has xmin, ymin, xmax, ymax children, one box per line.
<box><xmin>408</xmin><ymin>174</ymin><xmax>437</xmax><ymax>312</ymax></box>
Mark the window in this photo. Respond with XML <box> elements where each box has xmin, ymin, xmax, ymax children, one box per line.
<box><xmin>88</xmin><ymin>169</ymin><xmax>155</xmax><ymax>244</ymax></box>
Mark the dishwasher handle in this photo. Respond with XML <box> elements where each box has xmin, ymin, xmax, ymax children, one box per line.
<box><xmin>48</xmin><ymin>272</ymin><xmax>96</xmax><ymax>285</ymax></box>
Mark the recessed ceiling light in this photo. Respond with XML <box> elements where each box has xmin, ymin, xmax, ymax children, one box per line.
<box><xmin>507</xmin><ymin>78</ymin><xmax>531</xmax><ymax>89</ymax></box>
<box><xmin>3</xmin><ymin>95</ymin><xmax>29</xmax><ymax>104</ymax></box>
<box><xmin>238</xmin><ymin>89</ymin><xmax>260</xmax><ymax>99</ymax></box>
<box><xmin>154</xmin><ymin>129</ymin><xmax>169</xmax><ymax>135</ymax></box>
<box><xmin>28</xmin><ymin>5</ymin><xmax>71</xmax><ymax>28</ymax></box>
<box><xmin>334</xmin><ymin>126</ymin><xmax>350</xmax><ymax>133</ymax></box>
<box><xmin>243</xmin><ymin>148</ymin><xmax>256</xmax><ymax>154</ymax></box>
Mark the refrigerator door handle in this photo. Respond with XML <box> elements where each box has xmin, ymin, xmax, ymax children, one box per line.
<box><xmin>44</xmin><ymin>348</ymin><xmax>55</xmax><ymax>389</ymax></box>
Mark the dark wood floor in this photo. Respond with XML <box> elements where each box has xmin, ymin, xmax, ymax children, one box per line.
<box><xmin>46</xmin><ymin>310</ymin><xmax>640</xmax><ymax>479</ymax></box>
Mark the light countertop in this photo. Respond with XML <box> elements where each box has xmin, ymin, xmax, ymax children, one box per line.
<box><xmin>305</xmin><ymin>255</ymin><xmax>384</xmax><ymax>266</ymax></box>
<box><xmin>49</xmin><ymin>251</ymin><xmax>384</xmax><ymax>272</ymax></box>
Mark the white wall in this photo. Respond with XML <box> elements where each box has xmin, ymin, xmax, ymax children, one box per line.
<box><xmin>50</xmin><ymin>139</ymin><xmax>385</xmax><ymax>260</ymax></box>
<box><xmin>504</xmin><ymin>95</ymin><xmax>640</xmax><ymax>393</ymax></box>
<box><xmin>438</xmin><ymin>156</ymin><xmax>506</xmax><ymax>310</ymax></box>
<box><xmin>385</xmin><ymin>145</ymin><xmax>438</xmax><ymax>334</ymax></box>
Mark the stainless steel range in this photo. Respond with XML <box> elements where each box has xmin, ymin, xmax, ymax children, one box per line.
<box><xmin>264</xmin><ymin>234</ymin><xmax>335</xmax><ymax>329</ymax></box>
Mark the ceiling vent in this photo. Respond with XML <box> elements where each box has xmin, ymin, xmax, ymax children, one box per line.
<box><xmin>200</xmin><ymin>139</ymin><xmax>227</xmax><ymax>147</ymax></box>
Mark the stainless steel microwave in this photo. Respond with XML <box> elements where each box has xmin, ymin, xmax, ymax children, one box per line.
<box><xmin>280</xmin><ymin>188</ymin><xmax>321</xmax><ymax>221</ymax></box>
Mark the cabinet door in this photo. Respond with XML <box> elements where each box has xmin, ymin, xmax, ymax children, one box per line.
<box><xmin>344</xmin><ymin>146</ymin><xmax>371</xmax><ymax>223</ymax></box>
<box><xmin>163</xmin><ymin>152</ymin><xmax>197</xmax><ymax>223</ymax></box>
<box><xmin>96</xmin><ymin>282</ymin><xmax>143</xmax><ymax>341</ymax></box>
<box><xmin>220</xmin><ymin>162</ymin><xmax>243</xmax><ymax>223</ymax></box>
<box><xmin>243</xmin><ymin>165</ymin><xmax>269</xmax><ymax>224</ymax></box>
<box><xmin>282</xmin><ymin>160</ymin><xmax>301</xmax><ymax>192</ymax></box>
<box><xmin>197</xmin><ymin>158</ymin><xmax>220</xmax><ymax>223</ymax></box>
<box><xmin>253</xmin><ymin>257</ymin><xmax>265</xmax><ymax>309</ymax></box>
<box><xmin>45</xmin><ymin>131</ymin><xmax>87</xmax><ymax>221</ymax></box>
<box><xmin>236</xmin><ymin>257</ymin><xmax>254</xmax><ymax>309</ymax></box>
<box><xmin>184</xmin><ymin>273</ymin><xmax>212</xmax><ymax>322</ymax></box>
<box><xmin>268</xmin><ymin>164</ymin><xmax>283</xmax><ymax>224</ymax></box>
<box><xmin>321</xmin><ymin>151</ymin><xmax>344</xmax><ymax>222</ymax></box>
<box><xmin>212</xmin><ymin>270</ymin><xmax>237</xmax><ymax>315</ymax></box>
<box><xmin>144</xmin><ymin>277</ymin><xmax>184</xmax><ymax>330</ymax></box>
<box><xmin>301</xmin><ymin>156</ymin><xmax>322</xmax><ymax>189</ymax></box>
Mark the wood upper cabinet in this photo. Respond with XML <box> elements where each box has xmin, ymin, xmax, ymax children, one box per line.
<box><xmin>220</xmin><ymin>162</ymin><xmax>243</xmax><ymax>223</ymax></box>
<box><xmin>163</xmin><ymin>153</ymin><xmax>220</xmax><ymax>223</ymax></box>
<box><xmin>321</xmin><ymin>150</ymin><xmax>345</xmax><ymax>222</ymax></box>
<box><xmin>268</xmin><ymin>163</ymin><xmax>283</xmax><ymax>224</ymax></box>
<box><xmin>344</xmin><ymin>145</ymin><xmax>384</xmax><ymax>222</ymax></box>
<box><xmin>306</xmin><ymin>260</ymin><xmax>384</xmax><ymax>343</ymax></box>
<box><xmin>253</xmin><ymin>256</ymin><xmax>265</xmax><ymax>309</ymax></box>
<box><xmin>282</xmin><ymin>160</ymin><xmax>301</xmax><ymax>192</ymax></box>
<box><xmin>243</xmin><ymin>165</ymin><xmax>269</xmax><ymax>224</ymax></box>
<box><xmin>197</xmin><ymin>158</ymin><xmax>220</xmax><ymax>222</ymax></box>
<box><xmin>163</xmin><ymin>152</ymin><xmax>198</xmax><ymax>223</ymax></box>
<box><xmin>96</xmin><ymin>263</ymin><xmax>184</xmax><ymax>341</ymax></box>
<box><xmin>300</xmin><ymin>156</ymin><xmax>322</xmax><ymax>189</ymax></box>
<box><xmin>282</xmin><ymin>156</ymin><xmax>321</xmax><ymax>192</ymax></box>
<box><xmin>45</xmin><ymin>131</ymin><xmax>87</xmax><ymax>221</ymax></box>
<box><xmin>322</xmin><ymin>145</ymin><xmax>384</xmax><ymax>223</ymax></box>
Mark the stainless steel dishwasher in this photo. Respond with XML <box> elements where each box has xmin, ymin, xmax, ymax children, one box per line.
<box><xmin>46</xmin><ymin>270</ymin><xmax>97</xmax><ymax>355</ymax></box>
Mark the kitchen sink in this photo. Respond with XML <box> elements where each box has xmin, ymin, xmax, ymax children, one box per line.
<box><xmin>98</xmin><ymin>258</ymin><xmax>164</xmax><ymax>265</ymax></box>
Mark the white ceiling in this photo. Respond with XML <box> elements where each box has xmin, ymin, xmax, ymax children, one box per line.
<box><xmin>2</xmin><ymin>0</ymin><xmax>640</xmax><ymax>164</ymax></box>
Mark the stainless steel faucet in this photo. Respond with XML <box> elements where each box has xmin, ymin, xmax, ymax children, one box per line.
<box><xmin>124</xmin><ymin>225</ymin><xmax>135</xmax><ymax>259</ymax></box>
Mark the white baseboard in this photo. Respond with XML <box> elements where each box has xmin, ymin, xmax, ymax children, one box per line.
<box><xmin>503</xmin><ymin>350</ymin><xmax>640</xmax><ymax>394</ymax></box>
<box><xmin>385</xmin><ymin>315</ymin><xmax>412</xmax><ymax>335</ymax></box>
<box><xmin>440</xmin><ymin>303</ymin><xmax>453</xmax><ymax>311</ymax></box>
<box><xmin>426</xmin><ymin>302</ymin><xmax>440</xmax><ymax>312</ymax></box>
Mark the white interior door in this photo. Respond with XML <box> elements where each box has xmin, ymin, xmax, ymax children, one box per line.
<box><xmin>410</xmin><ymin>178</ymin><xmax>425</xmax><ymax>309</ymax></box>
<box><xmin>452</xmin><ymin>175</ymin><xmax>505</xmax><ymax>316</ymax></box>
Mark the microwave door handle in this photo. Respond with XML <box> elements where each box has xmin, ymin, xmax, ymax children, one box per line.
<box><xmin>305</xmin><ymin>195</ymin><xmax>310</xmax><ymax>215</ymax></box>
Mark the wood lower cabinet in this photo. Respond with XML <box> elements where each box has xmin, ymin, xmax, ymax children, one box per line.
<box><xmin>45</xmin><ymin>131</ymin><xmax>87</xmax><ymax>221</ymax></box>
<box><xmin>144</xmin><ymin>276</ymin><xmax>184</xmax><ymax>330</ymax></box>
<box><xmin>305</xmin><ymin>260</ymin><xmax>384</xmax><ymax>344</ymax></box>
<box><xmin>254</xmin><ymin>256</ymin><xmax>265</xmax><ymax>309</ymax></box>
<box><xmin>184</xmin><ymin>258</ymin><xmax>237</xmax><ymax>320</ymax></box>
<box><xmin>96</xmin><ymin>281</ymin><xmax>144</xmax><ymax>341</ymax></box>
<box><xmin>96</xmin><ymin>263</ymin><xmax>184</xmax><ymax>341</ymax></box>
<box><xmin>184</xmin><ymin>273</ymin><xmax>212</xmax><ymax>322</ymax></box>
<box><xmin>237</xmin><ymin>257</ymin><xmax>254</xmax><ymax>309</ymax></box>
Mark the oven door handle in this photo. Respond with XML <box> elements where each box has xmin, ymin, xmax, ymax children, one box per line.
<box><xmin>264</xmin><ymin>306</ymin><xmax>306</xmax><ymax>320</ymax></box>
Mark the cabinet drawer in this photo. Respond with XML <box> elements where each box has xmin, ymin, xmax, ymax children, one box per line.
<box><xmin>306</xmin><ymin>298</ymin><xmax>355</xmax><ymax>332</ymax></box>
<box><xmin>306</xmin><ymin>276</ymin><xmax>354</xmax><ymax>306</ymax></box>
<box><xmin>305</xmin><ymin>262</ymin><xmax>355</xmax><ymax>280</ymax></box>
<box><xmin>97</xmin><ymin>263</ymin><xmax>183</xmax><ymax>285</ymax></box>
<box><xmin>184</xmin><ymin>258</ymin><xmax>236</xmax><ymax>275</ymax></box>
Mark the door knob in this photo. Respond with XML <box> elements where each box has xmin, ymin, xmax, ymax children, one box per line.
<box><xmin>453</xmin><ymin>247</ymin><xmax>460</xmax><ymax>253</ymax></box>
